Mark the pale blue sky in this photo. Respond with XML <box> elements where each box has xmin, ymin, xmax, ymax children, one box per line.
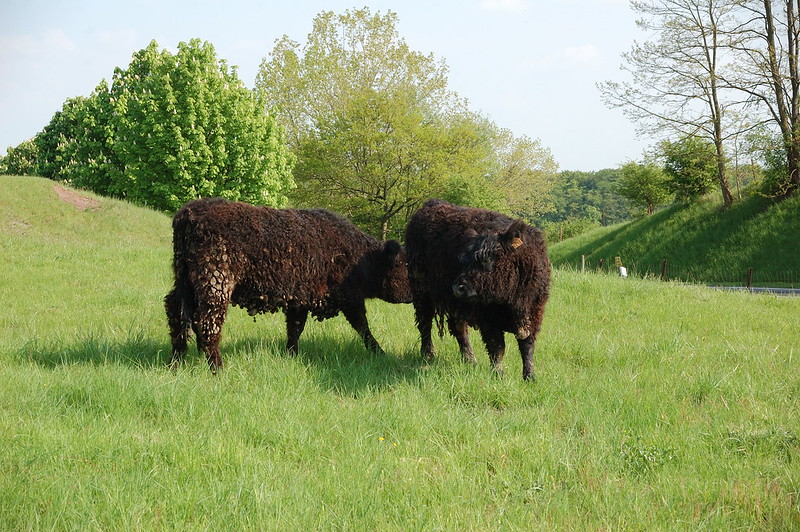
<box><xmin>1</xmin><ymin>0</ymin><xmax>647</xmax><ymax>171</ymax></box>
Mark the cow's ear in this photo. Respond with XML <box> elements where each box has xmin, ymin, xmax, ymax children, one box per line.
<box><xmin>383</xmin><ymin>239</ymin><xmax>402</xmax><ymax>259</ymax></box>
<box><xmin>501</xmin><ymin>219</ymin><xmax>527</xmax><ymax>250</ymax></box>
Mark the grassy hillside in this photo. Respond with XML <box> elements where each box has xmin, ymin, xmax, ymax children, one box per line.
<box><xmin>1</xmin><ymin>176</ymin><xmax>799</xmax><ymax>529</ymax></box>
<box><xmin>549</xmin><ymin>194</ymin><xmax>800</xmax><ymax>285</ymax></box>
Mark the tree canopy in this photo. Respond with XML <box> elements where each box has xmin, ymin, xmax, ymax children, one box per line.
<box><xmin>256</xmin><ymin>8</ymin><xmax>556</xmax><ymax>238</ymax></box>
<box><xmin>616</xmin><ymin>161</ymin><xmax>672</xmax><ymax>215</ymax></box>
<box><xmin>34</xmin><ymin>39</ymin><xmax>295</xmax><ymax>211</ymax></box>
<box><xmin>660</xmin><ymin>135</ymin><xmax>718</xmax><ymax>202</ymax></box>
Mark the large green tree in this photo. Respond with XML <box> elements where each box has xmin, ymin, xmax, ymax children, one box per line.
<box><xmin>292</xmin><ymin>87</ymin><xmax>488</xmax><ymax>238</ymax></box>
<box><xmin>488</xmin><ymin>129</ymin><xmax>558</xmax><ymax>220</ymax></box>
<box><xmin>256</xmin><ymin>8</ymin><xmax>557</xmax><ymax>238</ymax></box>
<box><xmin>34</xmin><ymin>39</ymin><xmax>295</xmax><ymax>211</ymax></box>
<box><xmin>110</xmin><ymin>40</ymin><xmax>295</xmax><ymax>210</ymax></box>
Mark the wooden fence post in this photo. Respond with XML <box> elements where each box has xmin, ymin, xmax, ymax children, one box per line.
<box><xmin>581</xmin><ymin>255</ymin><xmax>585</xmax><ymax>274</ymax></box>
<box><xmin>747</xmin><ymin>267</ymin><xmax>753</xmax><ymax>293</ymax></box>
<box><xmin>661</xmin><ymin>259</ymin><xmax>667</xmax><ymax>281</ymax></box>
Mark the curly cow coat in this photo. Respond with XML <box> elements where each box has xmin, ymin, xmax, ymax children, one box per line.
<box><xmin>405</xmin><ymin>199</ymin><xmax>550</xmax><ymax>381</ymax></box>
<box><xmin>165</xmin><ymin>198</ymin><xmax>412</xmax><ymax>372</ymax></box>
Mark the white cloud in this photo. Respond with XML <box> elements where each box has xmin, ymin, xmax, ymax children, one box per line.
<box><xmin>520</xmin><ymin>44</ymin><xmax>606</xmax><ymax>72</ymax></box>
<box><xmin>96</xmin><ymin>28</ymin><xmax>137</xmax><ymax>49</ymax></box>
<box><xmin>42</xmin><ymin>29</ymin><xmax>77</xmax><ymax>52</ymax></box>
<box><xmin>479</xmin><ymin>0</ymin><xmax>530</xmax><ymax>13</ymax></box>
<box><xmin>564</xmin><ymin>45</ymin><xmax>603</xmax><ymax>68</ymax></box>
<box><xmin>0</xmin><ymin>29</ymin><xmax>77</xmax><ymax>63</ymax></box>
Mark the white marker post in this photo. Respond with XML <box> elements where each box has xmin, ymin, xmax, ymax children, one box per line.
<box><xmin>615</xmin><ymin>256</ymin><xmax>628</xmax><ymax>278</ymax></box>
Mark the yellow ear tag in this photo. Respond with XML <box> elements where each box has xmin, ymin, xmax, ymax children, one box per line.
<box><xmin>511</xmin><ymin>237</ymin><xmax>523</xmax><ymax>249</ymax></box>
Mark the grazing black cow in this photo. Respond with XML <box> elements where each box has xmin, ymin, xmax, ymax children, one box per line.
<box><xmin>165</xmin><ymin>198</ymin><xmax>412</xmax><ymax>372</ymax></box>
<box><xmin>405</xmin><ymin>199</ymin><xmax>550</xmax><ymax>381</ymax></box>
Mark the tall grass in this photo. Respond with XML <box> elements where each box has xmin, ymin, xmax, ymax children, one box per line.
<box><xmin>550</xmin><ymin>194</ymin><xmax>800</xmax><ymax>285</ymax></box>
<box><xmin>2</xmin><ymin>177</ymin><xmax>799</xmax><ymax>529</ymax></box>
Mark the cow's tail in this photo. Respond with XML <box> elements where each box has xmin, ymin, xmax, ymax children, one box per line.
<box><xmin>165</xmin><ymin>209</ymin><xmax>196</xmax><ymax>350</ymax></box>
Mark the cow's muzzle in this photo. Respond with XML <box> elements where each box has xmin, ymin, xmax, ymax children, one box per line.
<box><xmin>452</xmin><ymin>281</ymin><xmax>477</xmax><ymax>299</ymax></box>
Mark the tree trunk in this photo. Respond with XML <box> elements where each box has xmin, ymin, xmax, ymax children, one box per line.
<box><xmin>714</xmin><ymin>139</ymin><xmax>735</xmax><ymax>207</ymax></box>
<box><xmin>763</xmin><ymin>0</ymin><xmax>800</xmax><ymax>196</ymax></box>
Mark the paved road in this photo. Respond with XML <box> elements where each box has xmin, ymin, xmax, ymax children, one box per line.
<box><xmin>708</xmin><ymin>286</ymin><xmax>800</xmax><ymax>296</ymax></box>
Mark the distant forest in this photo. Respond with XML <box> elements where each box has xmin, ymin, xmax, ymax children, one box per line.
<box><xmin>540</xmin><ymin>169</ymin><xmax>631</xmax><ymax>241</ymax></box>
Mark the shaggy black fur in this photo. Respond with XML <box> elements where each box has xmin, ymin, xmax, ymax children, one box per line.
<box><xmin>405</xmin><ymin>199</ymin><xmax>550</xmax><ymax>381</ymax></box>
<box><xmin>165</xmin><ymin>198</ymin><xmax>411</xmax><ymax>372</ymax></box>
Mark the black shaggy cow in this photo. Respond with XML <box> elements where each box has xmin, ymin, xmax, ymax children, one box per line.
<box><xmin>405</xmin><ymin>199</ymin><xmax>550</xmax><ymax>381</ymax></box>
<box><xmin>165</xmin><ymin>198</ymin><xmax>412</xmax><ymax>372</ymax></box>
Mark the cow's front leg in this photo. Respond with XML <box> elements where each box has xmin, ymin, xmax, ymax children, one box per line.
<box><xmin>343</xmin><ymin>301</ymin><xmax>384</xmax><ymax>355</ymax></box>
<box><xmin>517</xmin><ymin>334</ymin><xmax>535</xmax><ymax>382</ymax></box>
<box><xmin>448</xmin><ymin>318</ymin><xmax>476</xmax><ymax>363</ymax></box>
<box><xmin>285</xmin><ymin>307</ymin><xmax>308</xmax><ymax>355</ymax></box>
<box><xmin>479</xmin><ymin>326</ymin><xmax>506</xmax><ymax>376</ymax></box>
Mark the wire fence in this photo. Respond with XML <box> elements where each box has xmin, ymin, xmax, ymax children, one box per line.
<box><xmin>566</xmin><ymin>255</ymin><xmax>800</xmax><ymax>290</ymax></box>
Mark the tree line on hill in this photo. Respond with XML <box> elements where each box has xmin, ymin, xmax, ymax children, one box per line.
<box><xmin>0</xmin><ymin>9</ymin><xmax>557</xmax><ymax>240</ymax></box>
<box><xmin>0</xmin><ymin>5</ymin><xmax>792</xmax><ymax>241</ymax></box>
<box><xmin>600</xmin><ymin>0</ymin><xmax>800</xmax><ymax>207</ymax></box>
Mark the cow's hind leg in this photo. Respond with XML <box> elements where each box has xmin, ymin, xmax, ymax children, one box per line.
<box><xmin>285</xmin><ymin>307</ymin><xmax>308</xmax><ymax>355</ymax></box>
<box><xmin>193</xmin><ymin>290</ymin><xmax>230</xmax><ymax>373</ymax></box>
<box><xmin>195</xmin><ymin>305</ymin><xmax>227</xmax><ymax>373</ymax></box>
<box><xmin>413</xmin><ymin>297</ymin><xmax>436</xmax><ymax>362</ymax></box>
<box><xmin>479</xmin><ymin>326</ymin><xmax>506</xmax><ymax>376</ymax></box>
<box><xmin>165</xmin><ymin>288</ymin><xmax>189</xmax><ymax>367</ymax></box>
<box><xmin>448</xmin><ymin>318</ymin><xmax>476</xmax><ymax>364</ymax></box>
<box><xmin>343</xmin><ymin>301</ymin><xmax>384</xmax><ymax>355</ymax></box>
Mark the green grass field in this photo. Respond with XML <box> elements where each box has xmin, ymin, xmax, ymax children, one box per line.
<box><xmin>550</xmin><ymin>194</ymin><xmax>800</xmax><ymax>286</ymax></box>
<box><xmin>1</xmin><ymin>176</ymin><xmax>799</xmax><ymax>529</ymax></box>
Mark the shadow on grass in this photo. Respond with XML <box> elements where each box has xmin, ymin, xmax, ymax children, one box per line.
<box><xmin>18</xmin><ymin>330</ymin><xmax>426</xmax><ymax>398</ymax></box>
<box><xmin>18</xmin><ymin>332</ymin><xmax>172</xmax><ymax>369</ymax></box>
<box><xmin>305</xmin><ymin>341</ymin><xmax>425</xmax><ymax>397</ymax></box>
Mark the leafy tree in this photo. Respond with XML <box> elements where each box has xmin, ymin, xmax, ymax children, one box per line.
<box><xmin>599</xmin><ymin>0</ymin><xmax>741</xmax><ymax>207</ymax></box>
<box><xmin>727</xmin><ymin>1</ymin><xmax>800</xmax><ymax>197</ymax></box>
<box><xmin>35</xmin><ymin>96</ymin><xmax>83</xmax><ymax>181</ymax></box>
<box><xmin>0</xmin><ymin>139</ymin><xmax>39</xmax><ymax>175</ymax></box>
<box><xmin>291</xmin><ymin>86</ymin><xmax>460</xmax><ymax>238</ymax></box>
<box><xmin>616</xmin><ymin>162</ymin><xmax>672</xmax><ymax>215</ymax></box>
<box><xmin>488</xmin><ymin>129</ymin><xmax>558</xmax><ymax>220</ymax></box>
<box><xmin>34</xmin><ymin>92</ymin><xmax>116</xmax><ymax>192</ymax></box>
<box><xmin>33</xmin><ymin>39</ymin><xmax>295</xmax><ymax>211</ymax></box>
<box><xmin>256</xmin><ymin>8</ymin><xmax>558</xmax><ymax>237</ymax></box>
<box><xmin>660</xmin><ymin>135</ymin><xmax>718</xmax><ymax>202</ymax></box>
<box><xmin>104</xmin><ymin>40</ymin><xmax>294</xmax><ymax>210</ymax></box>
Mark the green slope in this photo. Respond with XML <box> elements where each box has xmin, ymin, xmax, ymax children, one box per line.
<box><xmin>0</xmin><ymin>176</ymin><xmax>173</xmax><ymax>346</ymax></box>
<box><xmin>1</xmin><ymin>176</ymin><xmax>799</xmax><ymax>529</ymax></box>
<box><xmin>549</xmin><ymin>194</ymin><xmax>800</xmax><ymax>285</ymax></box>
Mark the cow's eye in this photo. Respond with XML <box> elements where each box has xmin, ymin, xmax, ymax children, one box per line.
<box><xmin>475</xmin><ymin>249</ymin><xmax>494</xmax><ymax>270</ymax></box>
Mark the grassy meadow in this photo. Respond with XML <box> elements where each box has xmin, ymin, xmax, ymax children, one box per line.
<box><xmin>550</xmin><ymin>194</ymin><xmax>800</xmax><ymax>286</ymax></box>
<box><xmin>1</xmin><ymin>176</ymin><xmax>799</xmax><ymax>530</ymax></box>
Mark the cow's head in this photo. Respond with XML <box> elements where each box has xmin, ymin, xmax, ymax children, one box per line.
<box><xmin>452</xmin><ymin>219</ymin><xmax>527</xmax><ymax>300</ymax></box>
<box><xmin>377</xmin><ymin>240</ymin><xmax>413</xmax><ymax>303</ymax></box>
